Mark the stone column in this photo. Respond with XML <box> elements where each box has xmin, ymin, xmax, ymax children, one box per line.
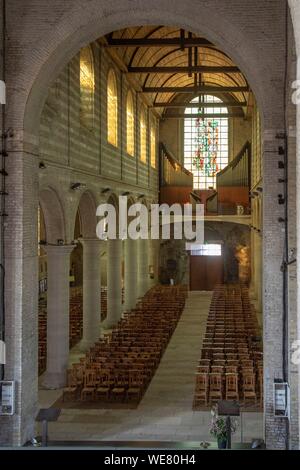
<box><xmin>124</xmin><ymin>237</ymin><xmax>137</xmax><ymax>311</ymax></box>
<box><xmin>106</xmin><ymin>238</ymin><xmax>122</xmax><ymax>327</ymax></box>
<box><xmin>255</xmin><ymin>232</ymin><xmax>263</xmax><ymax>316</ymax></box>
<box><xmin>80</xmin><ymin>238</ymin><xmax>102</xmax><ymax>349</ymax></box>
<box><xmin>43</xmin><ymin>244</ymin><xmax>74</xmax><ymax>389</ymax></box>
<box><xmin>137</xmin><ymin>237</ymin><xmax>149</xmax><ymax>298</ymax></box>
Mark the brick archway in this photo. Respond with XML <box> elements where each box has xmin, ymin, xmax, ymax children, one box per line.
<box><xmin>1</xmin><ymin>0</ymin><xmax>296</xmax><ymax>448</ymax></box>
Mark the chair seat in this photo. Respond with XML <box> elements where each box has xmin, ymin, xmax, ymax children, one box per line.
<box><xmin>112</xmin><ymin>387</ymin><xmax>125</xmax><ymax>393</ymax></box>
<box><xmin>97</xmin><ymin>386</ymin><xmax>110</xmax><ymax>392</ymax></box>
<box><xmin>127</xmin><ymin>387</ymin><xmax>141</xmax><ymax>393</ymax></box>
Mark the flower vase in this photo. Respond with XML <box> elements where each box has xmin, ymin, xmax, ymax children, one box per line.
<box><xmin>217</xmin><ymin>438</ymin><xmax>227</xmax><ymax>449</ymax></box>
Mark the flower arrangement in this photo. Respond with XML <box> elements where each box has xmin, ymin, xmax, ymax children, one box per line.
<box><xmin>209</xmin><ymin>406</ymin><xmax>238</xmax><ymax>445</ymax></box>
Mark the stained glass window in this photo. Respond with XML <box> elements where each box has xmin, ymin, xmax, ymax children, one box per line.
<box><xmin>107</xmin><ymin>69</ymin><xmax>118</xmax><ymax>146</ymax></box>
<box><xmin>184</xmin><ymin>95</ymin><xmax>228</xmax><ymax>189</ymax></box>
<box><xmin>80</xmin><ymin>46</ymin><xmax>94</xmax><ymax>127</ymax></box>
<box><xmin>126</xmin><ymin>90</ymin><xmax>135</xmax><ymax>156</ymax></box>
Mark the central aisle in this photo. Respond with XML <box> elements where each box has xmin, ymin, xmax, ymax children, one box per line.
<box><xmin>39</xmin><ymin>291</ymin><xmax>263</xmax><ymax>443</ymax></box>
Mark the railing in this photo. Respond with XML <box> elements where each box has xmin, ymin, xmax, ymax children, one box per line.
<box><xmin>160</xmin><ymin>143</ymin><xmax>193</xmax><ymax>187</ymax></box>
<box><xmin>216</xmin><ymin>141</ymin><xmax>251</xmax><ymax>188</ymax></box>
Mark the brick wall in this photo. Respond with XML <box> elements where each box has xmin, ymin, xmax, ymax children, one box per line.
<box><xmin>0</xmin><ymin>0</ymin><xmax>297</xmax><ymax>448</ymax></box>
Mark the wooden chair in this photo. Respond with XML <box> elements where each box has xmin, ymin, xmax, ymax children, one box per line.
<box><xmin>95</xmin><ymin>372</ymin><xmax>111</xmax><ymax>401</ymax></box>
<box><xmin>225</xmin><ymin>373</ymin><xmax>239</xmax><ymax>401</ymax></box>
<box><xmin>80</xmin><ymin>369</ymin><xmax>97</xmax><ymax>401</ymax></box>
<box><xmin>193</xmin><ymin>373</ymin><xmax>208</xmax><ymax>407</ymax></box>
<box><xmin>126</xmin><ymin>371</ymin><xmax>144</xmax><ymax>402</ymax></box>
<box><xmin>243</xmin><ymin>374</ymin><xmax>257</xmax><ymax>404</ymax></box>
<box><xmin>209</xmin><ymin>374</ymin><xmax>223</xmax><ymax>403</ymax></box>
<box><xmin>111</xmin><ymin>373</ymin><xmax>127</xmax><ymax>402</ymax></box>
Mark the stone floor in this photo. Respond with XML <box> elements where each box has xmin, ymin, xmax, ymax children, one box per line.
<box><xmin>38</xmin><ymin>291</ymin><xmax>263</xmax><ymax>443</ymax></box>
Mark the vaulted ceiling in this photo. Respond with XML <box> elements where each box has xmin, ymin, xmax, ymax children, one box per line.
<box><xmin>102</xmin><ymin>26</ymin><xmax>250</xmax><ymax>117</ymax></box>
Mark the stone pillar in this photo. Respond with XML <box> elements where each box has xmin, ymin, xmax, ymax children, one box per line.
<box><xmin>106</xmin><ymin>238</ymin><xmax>122</xmax><ymax>327</ymax></box>
<box><xmin>80</xmin><ymin>238</ymin><xmax>102</xmax><ymax>349</ymax></box>
<box><xmin>43</xmin><ymin>245</ymin><xmax>74</xmax><ymax>389</ymax></box>
<box><xmin>137</xmin><ymin>237</ymin><xmax>149</xmax><ymax>298</ymax></box>
<box><xmin>124</xmin><ymin>238</ymin><xmax>137</xmax><ymax>311</ymax></box>
<box><xmin>255</xmin><ymin>232</ymin><xmax>263</xmax><ymax>315</ymax></box>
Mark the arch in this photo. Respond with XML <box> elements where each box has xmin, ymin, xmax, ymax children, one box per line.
<box><xmin>76</xmin><ymin>191</ymin><xmax>98</xmax><ymax>239</ymax></box>
<box><xmin>126</xmin><ymin>90</ymin><xmax>135</xmax><ymax>156</ymax></box>
<box><xmin>39</xmin><ymin>187</ymin><xmax>65</xmax><ymax>244</ymax></box>
<box><xmin>21</xmin><ymin>1</ymin><xmax>286</xmax><ymax>142</ymax></box>
<box><xmin>107</xmin><ymin>68</ymin><xmax>118</xmax><ymax>146</ymax></box>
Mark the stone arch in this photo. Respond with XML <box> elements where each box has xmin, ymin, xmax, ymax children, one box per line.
<box><xmin>19</xmin><ymin>0</ymin><xmax>289</xmax><ymax>143</ymax></box>
<box><xmin>39</xmin><ymin>187</ymin><xmax>65</xmax><ymax>244</ymax></box>
<box><xmin>76</xmin><ymin>190</ymin><xmax>98</xmax><ymax>239</ymax></box>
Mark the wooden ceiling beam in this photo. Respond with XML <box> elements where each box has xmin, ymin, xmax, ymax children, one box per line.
<box><xmin>105</xmin><ymin>37</ymin><xmax>213</xmax><ymax>47</ymax></box>
<box><xmin>164</xmin><ymin>113</ymin><xmax>243</xmax><ymax>119</ymax></box>
<box><xmin>152</xmin><ymin>101</ymin><xmax>247</xmax><ymax>108</ymax></box>
<box><xmin>141</xmin><ymin>86</ymin><xmax>249</xmax><ymax>93</ymax></box>
<box><xmin>128</xmin><ymin>66</ymin><xmax>240</xmax><ymax>74</ymax></box>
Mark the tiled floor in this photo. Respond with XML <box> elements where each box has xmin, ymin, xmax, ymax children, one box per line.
<box><xmin>38</xmin><ymin>291</ymin><xmax>263</xmax><ymax>443</ymax></box>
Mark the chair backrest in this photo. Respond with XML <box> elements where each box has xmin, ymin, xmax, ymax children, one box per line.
<box><xmin>84</xmin><ymin>369</ymin><xmax>96</xmax><ymax>386</ymax></box>
<box><xmin>210</xmin><ymin>374</ymin><xmax>222</xmax><ymax>389</ymax></box>
<box><xmin>243</xmin><ymin>374</ymin><xmax>255</xmax><ymax>389</ymax></box>
<box><xmin>196</xmin><ymin>373</ymin><xmax>208</xmax><ymax>390</ymax></box>
<box><xmin>226</xmin><ymin>373</ymin><xmax>238</xmax><ymax>391</ymax></box>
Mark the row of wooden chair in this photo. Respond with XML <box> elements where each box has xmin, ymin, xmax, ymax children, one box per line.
<box><xmin>193</xmin><ymin>284</ymin><xmax>263</xmax><ymax>409</ymax></box>
<box><xmin>194</xmin><ymin>372</ymin><xmax>258</xmax><ymax>406</ymax></box>
<box><xmin>63</xmin><ymin>284</ymin><xmax>188</xmax><ymax>403</ymax></box>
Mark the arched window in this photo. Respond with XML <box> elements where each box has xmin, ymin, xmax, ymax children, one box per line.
<box><xmin>126</xmin><ymin>90</ymin><xmax>135</xmax><ymax>156</ymax></box>
<box><xmin>107</xmin><ymin>69</ymin><xmax>118</xmax><ymax>146</ymax></box>
<box><xmin>80</xmin><ymin>46</ymin><xmax>94</xmax><ymax>127</ymax></box>
<box><xmin>140</xmin><ymin>108</ymin><xmax>147</xmax><ymax>163</ymax></box>
<box><xmin>150</xmin><ymin>124</ymin><xmax>156</xmax><ymax>168</ymax></box>
<box><xmin>184</xmin><ymin>95</ymin><xmax>228</xmax><ymax>189</ymax></box>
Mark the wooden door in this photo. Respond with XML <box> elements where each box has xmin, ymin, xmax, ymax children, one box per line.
<box><xmin>190</xmin><ymin>254</ymin><xmax>224</xmax><ymax>291</ymax></box>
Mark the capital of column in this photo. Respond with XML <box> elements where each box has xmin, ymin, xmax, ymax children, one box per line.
<box><xmin>44</xmin><ymin>244</ymin><xmax>75</xmax><ymax>257</ymax></box>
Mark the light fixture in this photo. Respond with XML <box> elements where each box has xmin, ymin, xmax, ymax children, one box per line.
<box><xmin>57</xmin><ymin>239</ymin><xmax>64</xmax><ymax>245</ymax></box>
<box><xmin>257</xmin><ymin>187</ymin><xmax>263</xmax><ymax>192</ymax></box>
<box><xmin>122</xmin><ymin>191</ymin><xmax>130</xmax><ymax>196</ymax></box>
<box><xmin>138</xmin><ymin>194</ymin><xmax>145</xmax><ymax>199</ymax></box>
<box><xmin>0</xmin><ymin>169</ymin><xmax>8</xmax><ymax>176</ymax></box>
<box><xmin>70</xmin><ymin>182</ymin><xmax>86</xmax><ymax>191</ymax></box>
<box><xmin>39</xmin><ymin>162</ymin><xmax>46</xmax><ymax>169</ymax></box>
<box><xmin>101</xmin><ymin>187</ymin><xmax>111</xmax><ymax>194</ymax></box>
